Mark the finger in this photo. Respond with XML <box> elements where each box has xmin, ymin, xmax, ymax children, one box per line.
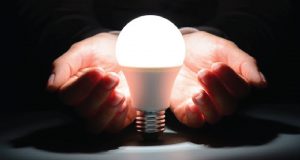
<box><xmin>87</xmin><ymin>91</ymin><xmax>125</xmax><ymax>133</ymax></box>
<box><xmin>79</xmin><ymin>72</ymin><xmax>119</xmax><ymax>117</ymax></box>
<box><xmin>172</xmin><ymin>99</ymin><xmax>205</xmax><ymax>128</ymax></box>
<box><xmin>60</xmin><ymin>67</ymin><xmax>104</xmax><ymax>88</ymax></box>
<box><xmin>211</xmin><ymin>62</ymin><xmax>249</xmax><ymax>98</ymax></box>
<box><xmin>225</xmin><ymin>47</ymin><xmax>267</xmax><ymax>87</ymax></box>
<box><xmin>58</xmin><ymin>68</ymin><xmax>105</xmax><ymax>106</ymax></box>
<box><xmin>239</xmin><ymin>59</ymin><xmax>267</xmax><ymax>87</ymax></box>
<box><xmin>104</xmin><ymin>103</ymin><xmax>129</xmax><ymax>133</ymax></box>
<box><xmin>47</xmin><ymin>43</ymin><xmax>91</xmax><ymax>91</ymax></box>
<box><xmin>105</xmin><ymin>100</ymin><xmax>136</xmax><ymax>133</ymax></box>
<box><xmin>193</xmin><ymin>90</ymin><xmax>220</xmax><ymax>124</ymax></box>
<box><xmin>198</xmin><ymin>69</ymin><xmax>236</xmax><ymax>116</ymax></box>
<box><xmin>185</xmin><ymin>101</ymin><xmax>205</xmax><ymax>128</ymax></box>
<box><xmin>171</xmin><ymin>102</ymin><xmax>186</xmax><ymax>125</ymax></box>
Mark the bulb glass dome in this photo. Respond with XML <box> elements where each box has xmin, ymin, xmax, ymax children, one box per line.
<box><xmin>116</xmin><ymin>15</ymin><xmax>185</xmax><ymax>68</ymax></box>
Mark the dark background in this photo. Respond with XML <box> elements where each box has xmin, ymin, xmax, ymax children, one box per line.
<box><xmin>0</xmin><ymin>0</ymin><xmax>299</xmax><ymax>114</ymax></box>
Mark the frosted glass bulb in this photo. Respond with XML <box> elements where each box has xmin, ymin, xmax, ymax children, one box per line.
<box><xmin>116</xmin><ymin>15</ymin><xmax>185</xmax><ymax>134</ymax></box>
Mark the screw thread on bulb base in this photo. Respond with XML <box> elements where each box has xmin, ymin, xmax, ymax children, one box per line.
<box><xmin>135</xmin><ymin>110</ymin><xmax>165</xmax><ymax>134</ymax></box>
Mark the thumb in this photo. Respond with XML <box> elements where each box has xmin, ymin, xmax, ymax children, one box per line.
<box><xmin>47</xmin><ymin>44</ymin><xmax>87</xmax><ymax>91</ymax></box>
<box><xmin>226</xmin><ymin>47</ymin><xmax>267</xmax><ymax>88</ymax></box>
<box><xmin>239</xmin><ymin>60</ymin><xmax>267</xmax><ymax>88</ymax></box>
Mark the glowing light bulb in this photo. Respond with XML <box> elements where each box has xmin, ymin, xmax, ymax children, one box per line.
<box><xmin>116</xmin><ymin>15</ymin><xmax>185</xmax><ymax>134</ymax></box>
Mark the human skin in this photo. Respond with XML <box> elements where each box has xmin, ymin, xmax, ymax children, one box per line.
<box><xmin>171</xmin><ymin>30</ymin><xmax>266</xmax><ymax>128</ymax></box>
<box><xmin>47</xmin><ymin>31</ymin><xmax>266</xmax><ymax>132</ymax></box>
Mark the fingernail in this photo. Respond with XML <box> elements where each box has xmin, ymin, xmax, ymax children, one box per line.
<box><xmin>116</xmin><ymin>104</ymin><xmax>127</xmax><ymax>115</ymax></box>
<box><xmin>260</xmin><ymin>72</ymin><xmax>267</xmax><ymax>85</ymax></box>
<box><xmin>197</xmin><ymin>69</ymin><xmax>209</xmax><ymax>84</ymax></box>
<box><xmin>47</xmin><ymin>73</ymin><xmax>55</xmax><ymax>86</ymax></box>
<box><xmin>186</xmin><ymin>104</ymin><xmax>203</xmax><ymax>127</ymax></box>
<box><xmin>94</xmin><ymin>68</ymin><xmax>105</xmax><ymax>78</ymax></box>
<box><xmin>193</xmin><ymin>91</ymin><xmax>205</xmax><ymax>106</ymax></box>
<box><xmin>103</xmin><ymin>72</ymin><xmax>119</xmax><ymax>90</ymax></box>
<box><xmin>186</xmin><ymin>105</ymin><xmax>198</xmax><ymax>121</ymax></box>
<box><xmin>189</xmin><ymin>104</ymin><xmax>200</xmax><ymax>113</ymax></box>
<box><xmin>108</xmin><ymin>106</ymin><xmax>128</xmax><ymax>133</ymax></box>
<box><xmin>243</xmin><ymin>62</ymin><xmax>261</xmax><ymax>83</ymax></box>
<box><xmin>111</xmin><ymin>92</ymin><xmax>125</xmax><ymax>106</ymax></box>
<box><xmin>211</xmin><ymin>62</ymin><xmax>222</xmax><ymax>71</ymax></box>
<box><xmin>96</xmin><ymin>67</ymin><xmax>105</xmax><ymax>73</ymax></box>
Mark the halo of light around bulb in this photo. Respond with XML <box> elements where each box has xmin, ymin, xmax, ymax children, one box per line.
<box><xmin>116</xmin><ymin>15</ymin><xmax>185</xmax><ymax>68</ymax></box>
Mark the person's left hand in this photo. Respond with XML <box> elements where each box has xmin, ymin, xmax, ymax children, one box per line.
<box><xmin>170</xmin><ymin>30</ymin><xmax>267</xmax><ymax>128</ymax></box>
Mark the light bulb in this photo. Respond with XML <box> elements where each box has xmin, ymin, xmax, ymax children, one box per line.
<box><xmin>116</xmin><ymin>15</ymin><xmax>185</xmax><ymax>135</ymax></box>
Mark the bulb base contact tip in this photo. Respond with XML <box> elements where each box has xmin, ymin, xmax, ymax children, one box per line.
<box><xmin>136</xmin><ymin>110</ymin><xmax>165</xmax><ymax>134</ymax></box>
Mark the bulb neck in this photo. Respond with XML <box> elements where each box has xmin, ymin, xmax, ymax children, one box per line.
<box><xmin>135</xmin><ymin>110</ymin><xmax>165</xmax><ymax>134</ymax></box>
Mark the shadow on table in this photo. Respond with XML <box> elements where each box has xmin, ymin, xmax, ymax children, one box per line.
<box><xmin>10</xmin><ymin>112</ymin><xmax>300</xmax><ymax>153</ymax></box>
<box><xmin>166</xmin><ymin>112</ymin><xmax>300</xmax><ymax>148</ymax></box>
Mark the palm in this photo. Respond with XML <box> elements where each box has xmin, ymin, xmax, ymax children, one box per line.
<box><xmin>171</xmin><ymin>31</ymin><xmax>221</xmax><ymax>115</ymax></box>
<box><xmin>67</xmin><ymin>33</ymin><xmax>130</xmax><ymax>98</ymax></box>
<box><xmin>84</xmin><ymin>34</ymin><xmax>119</xmax><ymax>72</ymax></box>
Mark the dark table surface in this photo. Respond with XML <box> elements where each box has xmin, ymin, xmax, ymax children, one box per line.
<box><xmin>1</xmin><ymin>103</ymin><xmax>300</xmax><ymax>160</ymax></box>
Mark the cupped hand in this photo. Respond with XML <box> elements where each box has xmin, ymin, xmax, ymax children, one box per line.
<box><xmin>171</xmin><ymin>30</ymin><xmax>267</xmax><ymax>128</ymax></box>
<box><xmin>47</xmin><ymin>33</ymin><xmax>136</xmax><ymax>133</ymax></box>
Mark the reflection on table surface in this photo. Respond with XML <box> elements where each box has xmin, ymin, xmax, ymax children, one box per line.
<box><xmin>1</xmin><ymin>104</ymin><xmax>300</xmax><ymax>160</ymax></box>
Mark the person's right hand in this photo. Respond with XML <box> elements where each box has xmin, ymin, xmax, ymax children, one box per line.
<box><xmin>47</xmin><ymin>33</ymin><xmax>136</xmax><ymax>133</ymax></box>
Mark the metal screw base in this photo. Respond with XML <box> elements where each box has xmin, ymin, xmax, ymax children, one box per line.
<box><xmin>135</xmin><ymin>110</ymin><xmax>165</xmax><ymax>134</ymax></box>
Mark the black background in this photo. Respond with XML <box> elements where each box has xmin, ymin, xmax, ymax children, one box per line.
<box><xmin>1</xmin><ymin>0</ymin><xmax>299</xmax><ymax>113</ymax></box>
